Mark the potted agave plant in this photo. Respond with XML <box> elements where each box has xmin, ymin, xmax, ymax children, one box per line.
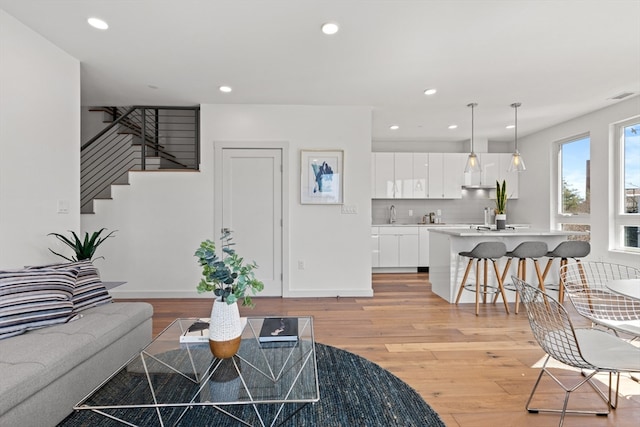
<box><xmin>195</xmin><ymin>228</ymin><xmax>264</xmax><ymax>358</ymax></box>
<box><xmin>495</xmin><ymin>180</ymin><xmax>507</xmax><ymax>230</ymax></box>
<box><xmin>48</xmin><ymin>228</ymin><xmax>116</xmax><ymax>261</ymax></box>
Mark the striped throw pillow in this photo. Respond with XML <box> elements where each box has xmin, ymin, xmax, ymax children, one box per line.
<box><xmin>0</xmin><ymin>269</ymin><xmax>76</xmax><ymax>339</ymax></box>
<box><xmin>27</xmin><ymin>261</ymin><xmax>112</xmax><ymax>313</ymax></box>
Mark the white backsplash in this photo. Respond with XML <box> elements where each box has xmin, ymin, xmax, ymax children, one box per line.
<box><xmin>372</xmin><ymin>189</ymin><xmax>518</xmax><ymax>225</ymax></box>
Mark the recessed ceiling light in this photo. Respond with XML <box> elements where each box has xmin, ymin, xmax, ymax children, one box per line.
<box><xmin>219</xmin><ymin>86</ymin><xmax>232</xmax><ymax>93</ymax></box>
<box><xmin>506</xmin><ymin>124</ymin><xmax>515</xmax><ymax>129</ymax></box>
<box><xmin>87</xmin><ymin>17</ymin><xmax>108</xmax><ymax>30</ymax></box>
<box><xmin>389</xmin><ymin>125</ymin><xmax>399</xmax><ymax>130</ymax></box>
<box><xmin>448</xmin><ymin>124</ymin><xmax>458</xmax><ymax>130</ymax></box>
<box><xmin>424</xmin><ymin>88</ymin><xmax>437</xmax><ymax>96</ymax></box>
<box><xmin>321</xmin><ymin>22</ymin><xmax>339</xmax><ymax>35</ymax></box>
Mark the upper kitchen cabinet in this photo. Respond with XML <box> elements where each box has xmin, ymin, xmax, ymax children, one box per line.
<box><xmin>501</xmin><ymin>153</ymin><xmax>519</xmax><ymax>199</ymax></box>
<box><xmin>465</xmin><ymin>153</ymin><xmax>519</xmax><ymax>198</ymax></box>
<box><xmin>371</xmin><ymin>152</ymin><xmax>417</xmax><ymax>198</ymax></box>
<box><xmin>395</xmin><ymin>153</ymin><xmax>414</xmax><ymax>198</ymax></box>
<box><xmin>372</xmin><ymin>152</ymin><xmax>465</xmax><ymax>199</ymax></box>
<box><xmin>412</xmin><ymin>153</ymin><xmax>429</xmax><ymax>198</ymax></box>
<box><xmin>428</xmin><ymin>153</ymin><xmax>465</xmax><ymax>199</ymax></box>
<box><xmin>372</xmin><ymin>152</ymin><xmax>395</xmax><ymax>198</ymax></box>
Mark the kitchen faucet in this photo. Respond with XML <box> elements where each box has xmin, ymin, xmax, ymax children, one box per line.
<box><xmin>389</xmin><ymin>205</ymin><xmax>397</xmax><ymax>224</ymax></box>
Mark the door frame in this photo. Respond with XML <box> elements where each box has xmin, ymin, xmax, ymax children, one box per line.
<box><xmin>213</xmin><ymin>141</ymin><xmax>289</xmax><ymax>297</ymax></box>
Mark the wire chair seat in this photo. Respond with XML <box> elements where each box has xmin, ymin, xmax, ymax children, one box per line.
<box><xmin>560</xmin><ymin>261</ymin><xmax>640</xmax><ymax>338</ymax></box>
<box><xmin>512</xmin><ymin>276</ymin><xmax>640</xmax><ymax>426</ymax></box>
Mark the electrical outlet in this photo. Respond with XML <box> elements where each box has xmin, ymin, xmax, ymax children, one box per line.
<box><xmin>408</xmin><ymin>209</ymin><xmax>413</xmax><ymax>216</ymax></box>
<box><xmin>298</xmin><ymin>260</ymin><xmax>305</xmax><ymax>270</ymax></box>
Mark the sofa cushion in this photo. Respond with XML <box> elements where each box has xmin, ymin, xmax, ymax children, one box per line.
<box><xmin>27</xmin><ymin>260</ymin><xmax>112</xmax><ymax>313</ymax></box>
<box><xmin>0</xmin><ymin>302</ymin><xmax>153</xmax><ymax>417</ymax></box>
<box><xmin>0</xmin><ymin>269</ymin><xmax>75</xmax><ymax>339</ymax></box>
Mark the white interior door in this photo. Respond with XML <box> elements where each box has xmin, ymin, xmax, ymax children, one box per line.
<box><xmin>221</xmin><ymin>149</ymin><xmax>283</xmax><ymax>296</ymax></box>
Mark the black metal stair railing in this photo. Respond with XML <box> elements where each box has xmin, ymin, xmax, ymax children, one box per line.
<box><xmin>81</xmin><ymin>105</ymin><xmax>200</xmax><ymax>213</ymax></box>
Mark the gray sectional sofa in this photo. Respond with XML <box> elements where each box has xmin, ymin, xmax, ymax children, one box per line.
<box><xmin>0</xmin><ymin>262</ymin><xmax>153</xmax><ymax>426</ymax></box>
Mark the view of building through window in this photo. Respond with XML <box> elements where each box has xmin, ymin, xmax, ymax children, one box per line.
<box><xmin>558</xmin><ymin>136</ymin><xmax>590</xmax><ymax>241</ymax></box>
<box><xmin>561</xmin><ymin>136</ymin><xmax>590</xmax><ymax>215</ymax></box>
<box><xmin>622</xmin><ymin>122</ymin><xmax>639</xmax><ymax>248</ymax></box>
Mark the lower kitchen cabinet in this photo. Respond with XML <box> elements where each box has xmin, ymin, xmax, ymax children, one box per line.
<box><xmin>418</xmin><ymin>227</ymin><xmax>430</xmax><ymax>267</ymax></box>
<box><xmin>371</xmin><ymin>227</ymin><xmax>380</xmax><ymax>267</ymax></box>
<box><xmin>377</xmin><ymin>226</ymin><xmax>419</xmax><ymax>267</ymax></box>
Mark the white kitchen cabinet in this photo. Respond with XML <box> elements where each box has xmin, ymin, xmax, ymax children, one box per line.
<box><xmin>373</xmin><ymin>152</ymin><xmax>395</xmax><ymax>198</ymax></box>
<box><xmin>377</xmin><ymin>226</ymin><xmax>419</xmax><ymax>267</ymax></box>
<box><xmin>412</xmin><ymin>153</ymin><xmax>429</xmax><ymax>198</ymax></box>
<box><xmin>479</xmin><ymin>153</ymin><xmax>500</xmax><ymax>187</ymax></box>
<box><xmin>398</xmin><ymin>233</ymin><xmax>419</xmax><ymax>266</ymax></box>
<box><xmin>428</xmin><ymin>153</ymin><xmax>464</xmax><ymax>199</ymax></box>
<box><xmin>427</xmin><ymin>153</ymin><xmax>444</xmax><ymax>198</ymax></box>
<box><xmin>482</xmin><ymin>153</ymin><xmax>519</xmax><ymax>198</ymax></box>
<box><xmin>499</xmin><ymin>153</ymin><xmax>519</xmax><ymax>199</ymax></box>
<box><xmin>371</xmin><ymin>153</ymin><xmax>376</xmax><ymax>198</ymax></box>
<box><xmin>373</xmin><ymin>152</ymin><xmax>464</xmax><ymax>199</ymax></box>
<box><xmin>418</xmin><ymin>227</ymin><xmax>430</xmax><ymax>267</ymax></box>
<box><xmin>371</xmin><ymin>227</ymin><xmax>380</xmax><ymax>267</ymax></box>
<box><xmin>442</xmin><ymin>153</ymin><xmax>466</xmax><ymax>198</ymax></box>
<box><xmin>395</xmin><ymin>153</ymin><xmax>414</xmax><ymax>198</ymax></box>
<box><xmin>463</xmin><ymin>153</ymin><xmax>518</xmax><ymax>198</ymax></box>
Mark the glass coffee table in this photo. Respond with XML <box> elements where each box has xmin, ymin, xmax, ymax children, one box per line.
<box><xmin>74</xmin><ymin>316</ymin><xmax>318</xmax><ymax>427</ymax></box>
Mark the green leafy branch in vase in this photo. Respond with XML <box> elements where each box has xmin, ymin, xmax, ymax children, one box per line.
<box><xmin>195</xmin><ymin>228</ymin><xmax>264</xmax><ymax>307</ymax></box>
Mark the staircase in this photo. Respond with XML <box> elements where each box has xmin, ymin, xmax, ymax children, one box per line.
<box><xmin>81</xmin><ymin>106</ymin><xmax>200</xmax><ymax>213</ymax></box>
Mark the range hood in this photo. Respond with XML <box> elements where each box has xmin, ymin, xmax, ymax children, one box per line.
<box><xmin>461</xmin><ymin>184</ymin><xmax>494</xmax><ymax>189</ymax></box>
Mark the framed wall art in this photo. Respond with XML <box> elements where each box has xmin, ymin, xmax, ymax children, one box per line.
<box><xmin>300</xmin><ymin>149</ymin><xmax>343</xmax><ymax>204</ymax></box>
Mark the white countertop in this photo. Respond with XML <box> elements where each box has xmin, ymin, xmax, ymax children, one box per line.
<box><xmin>428</xmin><ymin>227</ymin><xmax>586</xmax><ymax>237</ymax></box>
<box><xmin>373</xmin><ymin>223</ymin><xmax>486</xmax><ymax>227</ymax></box>
<box><xmin>372</xmin><ymin>223</ymin><xmax>531</xmax><ymax>228</ymax></box>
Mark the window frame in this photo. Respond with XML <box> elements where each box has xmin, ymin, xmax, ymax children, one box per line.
<box><xmin>553</xmin><ymin>133</ymin><xmax>591</xmax><ymax>231</ymax></box>
<box><xmin>613</xmin><ymin>116</ymin><xmax>640</xmax><ymax>253</ymax></box>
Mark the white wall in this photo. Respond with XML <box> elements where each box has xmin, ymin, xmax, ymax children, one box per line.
<box><xmin>83</xmin><ymin>104</ymin><xmax>374</xmax><ymax>298</ymax></box>
<box><xmin>0</xmin><ymin>10</ymin><xmax>80</xmax><ymax>268</ymax></box>
<box><xmin>513</xmin><ymin>96</ymin><xmax>640</xmax><ymax>266</ymax></box>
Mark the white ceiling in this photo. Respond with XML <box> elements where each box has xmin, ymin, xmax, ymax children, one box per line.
<box><xmin>1</xmin><ymin>0</ymin><xmax>639</xmax><ymax>143</ymax></box>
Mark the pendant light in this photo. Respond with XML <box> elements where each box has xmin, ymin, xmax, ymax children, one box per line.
<box><xmin>507</xmin><ymin>102</ymin><xmax>526</xmax><ymax>172</ymax></box>
<box><xmin>464</xmin><ymin>103</ymin><xmax>481</xmax><ymax>173</ymax></box>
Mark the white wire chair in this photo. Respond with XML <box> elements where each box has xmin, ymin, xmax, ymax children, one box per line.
<box><xmin>512</xmin><ymin>276</ymin><xmax>640</xmax><ymax>426</ymax></box>
<box><xmin>560</xmin><ymin>261</ymin><xmax>640</xmax><ymax>338</ymax></box>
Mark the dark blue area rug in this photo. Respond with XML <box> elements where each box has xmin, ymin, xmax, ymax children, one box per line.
<box><xmin>58</xmin><ymin>343</ymin><xmax>445</xmax><ymax>426</ymax></box>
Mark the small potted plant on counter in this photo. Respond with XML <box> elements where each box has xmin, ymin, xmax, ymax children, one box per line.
<box><xmin>495</xmin><ymin>180</ymin><xmax>507</xmax><ymax>230</ymax></box>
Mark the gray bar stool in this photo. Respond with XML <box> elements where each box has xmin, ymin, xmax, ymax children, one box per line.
<box><xmin>541</xmin><ymin>241</ymin><xmax>591</xmax><ymax>303</ymax></box>
<box><xmin>497</xmin><ymin>241</ymin><xmax>548</xmax><ymax>314</ymax></box>
<box><xmin>455</xmin><ymin>242</ymin><xmax>509</xmax><ymax>315</ymax></box>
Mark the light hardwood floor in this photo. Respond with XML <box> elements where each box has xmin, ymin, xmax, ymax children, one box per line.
<box><xmin>121</xmin><ymin>273</ymin><xmax>640</xmax><ymax>427</ymax></box>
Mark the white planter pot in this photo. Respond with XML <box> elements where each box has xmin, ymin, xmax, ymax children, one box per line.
<box><xmin>208</xmin><ymin>297</ymin><xmax>242</xmax><ymax>359</ymax></box>
<box><xmin>495</xmin><ymin>214</ymin><xmax>507</xmax><ymax>230</ymax></box>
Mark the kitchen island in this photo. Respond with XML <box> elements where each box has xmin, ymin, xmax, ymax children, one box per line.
<box><xmin>428</xmin><ymin>228</ymin><xmax>588</xmax><ymax>304</ymax></box>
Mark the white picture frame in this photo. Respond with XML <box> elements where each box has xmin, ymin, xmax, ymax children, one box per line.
<box><xmin>300</xmin><ymin>149</ymin><xmax>344</xmax><ymax>204</ymax></box>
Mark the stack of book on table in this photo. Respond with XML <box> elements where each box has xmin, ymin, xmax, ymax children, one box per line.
<box><xmin>258</xmin><ymin>317</ymin><xmax>299</xmax><ymax>343</ymax></box>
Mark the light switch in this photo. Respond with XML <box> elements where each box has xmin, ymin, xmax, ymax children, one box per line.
<box><xmin>57</xmin><ymin>200</ymin><xmax>69</xmax><ymax>214</ymax></box>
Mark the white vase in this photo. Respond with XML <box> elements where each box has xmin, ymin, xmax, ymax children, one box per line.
<box><xmin>495</xmin><ymin>213</ymin><xmax>507</xmax><ymax>230</ymax></box>
<box><xmin>208</xmin><ymin>297</ymin><xmax>242</xmax><ymax>359</ymax></box>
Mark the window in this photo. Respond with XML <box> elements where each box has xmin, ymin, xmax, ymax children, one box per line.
<box><xmin>554</xmin><ymin>135</ymin><xmax>590</xmax><ymax>240</ymax></box>
<box><xmin>615</xmin><ymin>118</ymin><xmax>640</xmax><ymax>251</ymax></box>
